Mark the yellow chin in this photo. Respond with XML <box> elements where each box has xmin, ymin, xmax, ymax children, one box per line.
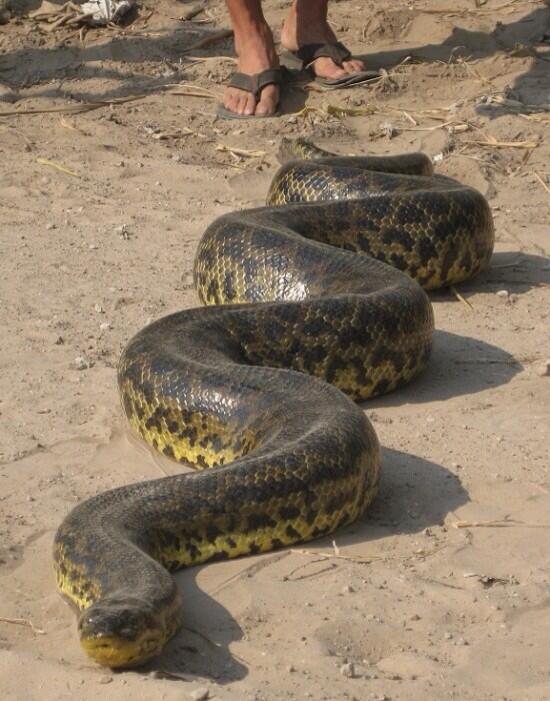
<box><xmin>80</xmin><ymin>632</ymin><xmax>164</xmax><ymax>668</ymax></box>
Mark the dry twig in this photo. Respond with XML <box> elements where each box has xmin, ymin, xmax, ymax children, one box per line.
<box><xmin>450</xmin><ymin>286</ymin><xmax>474</xmax><ymax>310</ymax></box>
<box><xmin>0</xmin><ymin>616</ymin><xmax>45</xmax><ymax>634</ymax></box>
<box><xmin>36</xmin><ymin>157</ymin><xmax>79</xmax><ymax>177</ymax></box>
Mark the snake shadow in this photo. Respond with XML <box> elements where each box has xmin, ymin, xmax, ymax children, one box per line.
<box><xmin>349</xmin><ymin>447</ymin><xmax>468</xmax><ymax>544</ymax></box>
<box><xmin>140</xmin><ymin>569</ymin><xmax>248</xmax><ymax>683</ymax></box>
<box><xmin>137</xmin><ymin>449</ymin><xmax>466</xmax><ymax>683</ymax></box>
<box><xmin>365</xmin><ymin>327</ymin><xmax>520</xmax><ymax>409</ymax></box>
<box><xmin>458</xmin><ymin>251</ymin><xmax>550</xmax><ymax>295</ymax></box>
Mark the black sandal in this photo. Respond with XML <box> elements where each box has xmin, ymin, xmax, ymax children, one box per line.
<box><xmin>282</xmin><ymin>42</ymin><xmax>379</xmax><ymax>89</ymax></box>
<box><xmin>217</xmin><ymin>68</ymin><xmax>285</xmax><ymax>119</ymax></box>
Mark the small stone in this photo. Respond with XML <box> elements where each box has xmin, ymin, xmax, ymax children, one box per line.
<box><xmin>189</xmin><ymin>687</ymin><xmax>209</xmax><ymax>701</ymax></box>
<box><xmin>341</xmin><ymin>584</ymin><xmax>355</xmax><ymax>594</ymax></box>
<box><xmin>444</xmin><ymin>632</ymin><xmax>453</xmax><ymax>640</ymax></box>
<box><xmin>55</xmin><ymin>336</ymin><xmax>64</xmax><ymax>345</ymax></box>
<box><xmin>287</xmin><ymin>664</ymin><xmax>296</xmax><ymax>673</ymax></box>
<box><xmin>286</xmin><ymin>115</ymin><xmax>297</xmax><ymax>124</ymax></box>
<box><xmin>340</xmin><ymin>662</ymin><xmax>356</xmax><ymax>678</ymax></box>
<box><xmin>94</xmin><ymin>303</ymin><xmax>105</xmax><ymax>314</ymax></box>
<box><xmin>73</xmin><ymin>356</ymin><xmax>88</xmax><ymax>370</ymax></box>
<box><xmin>46</xmin><ymin>223</ymin><xmax>57</xmax><ymax>230</ymax></box>
<box><xmin>98</xmin><ymin>675</ymin><xmax>113</xmax><ymax>684</ymax></box>
<box><xmin>535</xmin><ymin>360</ymin><xmax>550</xmax><ymax>377</ymax></box>
<box><xmin>99</xmin><ymin>322</ymin><xmax>111</xmax><ymax>331</ymax></box>
<box><xmin>496</xmin><ymin>289</ymin><xmax>509</xmax><ymax>299</ymax></box>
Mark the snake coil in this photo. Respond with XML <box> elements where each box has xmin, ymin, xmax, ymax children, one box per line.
<box><xmin>54</xmin><ymin>139</ymin><xmax>494</xmax><ymax>668</ymax></box>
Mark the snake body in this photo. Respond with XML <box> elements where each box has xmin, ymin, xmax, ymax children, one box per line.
<box><xmin>54</xmin><ymin>139</ymin><xmax>494</xmax><ymax>668</ymax></box>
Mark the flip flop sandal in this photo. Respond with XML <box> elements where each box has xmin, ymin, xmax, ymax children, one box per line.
<box><xmin>217</xmin><ymin>68</ymin><xmax>284</xmax><ymax>119</ymax></box>
<box><xmin>282</xmin><ymin>42</ymin><xmax>379</xmax><ymax>89</ymax></box>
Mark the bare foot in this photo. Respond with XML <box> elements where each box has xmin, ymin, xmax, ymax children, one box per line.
<box><xmin>223</xmin><ymin>19</ymin><xmax>280</xmax><ymax>116</ymax></box>
<box><xmin>280</xmin><ymin>0</ymin><xmax>366</xmax><ymax>81</ymax></box>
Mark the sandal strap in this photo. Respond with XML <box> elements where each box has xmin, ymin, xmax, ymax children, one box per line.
<box><xmin>294</xmin><ymin>42</ymin><xmax>352</xmax><ymax>68</ymax></box>
<box><xmin>227</xmin><ymin>69</ymin><xmax>283</xmax><ymax>99</ymax></box>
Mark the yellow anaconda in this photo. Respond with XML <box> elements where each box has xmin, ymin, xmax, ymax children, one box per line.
<box><xmin>54</xmin><ymin>139</ymin><xmax>494</xmax><ymax>668</ymax></box>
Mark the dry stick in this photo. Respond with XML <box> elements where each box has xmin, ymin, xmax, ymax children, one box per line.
<box><xmin>178</xmin><ymin>3</ymin><xmax>205</xmax><ymax>21</ymax></box>
<box><xmin>289</xmin><ymin>547</ymin><xmax>380</xmax><ymax>565</ymax></box>
<box><xmin>181</xmin><ymin>28</ymin><xmax>233</xmax><ymax>54</ymax></box>
<box><xmin>0</xmin><ymin>93</ymin><xmax>147</xmax><ymax>118</ymax></box>
<box><xmin>166</xmin><ymin>83</ymin><xmax>220</xmax><ymax>99</ymax></box>
<box><xmin>283</xmin><ymin>559</ymin><xmax>338</xmax><ymax>582</ymax></box>
<box><xmin>450</xmin><ymin>286</ymin><xmax>474</xmax><ymax>310</ymax></box>
<box><xmin>452</xmin><ymin>520</ymin><xmax>550</xmax><ymax>529</ymax></box>
<box><xmin>533</xmin><ymin>172</ymin><xmax>550</xmax><ymax>196</ymax></box>
<box><xmin>464</xmin><ymin>138</ymin><xmax>539</xmax><ymax>149</ymax></box>
<box><xmin>211</xmin><ymin>551</ymin><xmax>291</xmax><ymax>596</ymax></box>
<box><xmin>36</xmin><ymin>157</ymin><xmax>79</xmax><ymax>177</ymax></box>
<box><xmin>216</xmin><ymin>144</ymin><xmax>267</xmax><ymax>159</ymax></box>
<box><xmin>0</xmin><ymin>616</ymin><xmax>45</xmax><ymax>634</ymax></box>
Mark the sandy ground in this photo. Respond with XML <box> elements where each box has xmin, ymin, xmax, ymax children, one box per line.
<box><xmin>1</xmin><ymin>0</ymin><xmax>550</xmax><ymax>699</ymax></box>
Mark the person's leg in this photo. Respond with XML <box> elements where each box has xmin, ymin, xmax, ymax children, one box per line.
<box><xmin>223</xmin><ymin>0</ymin><xmax>280</xmax><ymax>116</ymax></box>
<box><xmin>280</xmin><ymin>0</ymin><xmax>366</xmax><ymax>80</ymax></box>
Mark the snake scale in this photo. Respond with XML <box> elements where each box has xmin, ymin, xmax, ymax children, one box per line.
<box><xmin>54</xmin><ymin>139</ymin><xmax>494</xmax><ymax>668</ymax></box>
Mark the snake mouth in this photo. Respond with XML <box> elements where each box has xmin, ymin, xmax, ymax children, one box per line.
<box><xmin>78</xmin><ymin>598</ymin><xmax>166</xmax><ymax>668</ymax></box>
<box><xmin>80</xmin><ymin>631</ymin><xmax>164</xmax><ymax>668</ymax></box>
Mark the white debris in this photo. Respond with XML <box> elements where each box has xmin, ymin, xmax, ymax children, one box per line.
<box><xmin>80</xmin><ymin>0</ymin><xmax>134</xmax><ymax>25</ymax></box>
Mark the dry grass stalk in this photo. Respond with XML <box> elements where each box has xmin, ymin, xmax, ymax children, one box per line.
<box><xmin>452</xmin><ymin>519</ymin><xmax>550</xmax><ymax>529</ymax></box>
<box><xmin>167</xmin><ymin>83</ymin><xmax>220</xmax><ymax>99</ymax></box>
<box><xmin>0</xmin><ymin>93</ymin><xmax>147</xmax><ymax>117</ymax></box>
<box><xmin>464</xmin><ymin>135</ymin><xmax>539</xmax><ymax>149</ymax></box>
<box><xmin>36</xmin><ymin>157</ymin><xmax>79</xmax><ymax>177</ymax></box>
<box><xmin>533</xmin><ymin>172</ymin><xmax>550</xmax><ymax>195</ymax></box>
<box><xmin>0</xmin><ymin>616</ymin><xmax>45</xmax><ymax>634</ymax></box>
<box><xmin>289</xmin><ymin>546</ymin><xmax>379</xmax><ymax>565</ymax></box>
<box><xmin>450</xmin><ymin>286</ymin><xmax>474</xmax><ymax>310</ymax></box>
<box><xmin>216</xmin><ymin>144</ymin><xmax>267</xmax><ymax>159</ymax></box>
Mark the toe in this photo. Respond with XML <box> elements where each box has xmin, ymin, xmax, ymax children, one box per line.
<box><xmin>312</xmin><ymin>56</ymin><xmax>348</xmax><ymax>80</ymax></box>
<box><xmin>224</xmin><ymin>88</ymin><xmax>244</xmax><ymax>115</ymax></box>
<box><xmin>255</xmin><ymin>84</ymin><xmax>279</xmax><ymax>116</ymax></box>
<box><xmin>344</xmin><ymin>58</ymin><xmax>366</xmax><ymax>74</ymax></box>
<box><xmin>241</xmin><ymin>92</ymin><xmax>256</xmax><ymax>116</ymax></box>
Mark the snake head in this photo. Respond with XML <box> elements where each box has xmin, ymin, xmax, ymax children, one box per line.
<box><xmin>78</xmin><ymin>595</ymin><xmax>168</xmax><ymax>668</ymax></box>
